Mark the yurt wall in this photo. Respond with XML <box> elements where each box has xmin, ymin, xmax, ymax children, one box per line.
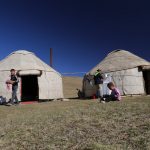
<box><xmin>83</xmin><ymin>67</ymin><xmax>145</xmax><ymax>97</ymax></box>
<box><xmin>83</xmin><ymin>75</ymin><xmax>97</xmax><ymax>97</ymax></box>
<box><xmin>107</xmin><ymin>68</ymin><xmax>145</xmax><ymax>95</ymax></box>
<box><xmin>38</xmin><ymin>71</ymin><xmax>63</xmax><ymax>99</ymax></box>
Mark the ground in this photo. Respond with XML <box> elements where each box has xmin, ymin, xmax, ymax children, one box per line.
<box><xmin>0</xmin><ymin>96</ymin><xmax>149</xmax><ymax>150</ymax></box>
<box><xmin>62</xmin><ymin>76</ymin><xmax>83</xmax><ymax>98</ymax></box>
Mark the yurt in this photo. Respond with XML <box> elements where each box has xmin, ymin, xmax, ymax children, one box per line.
<box><xmin>83</xmin><ymin>49</ymin><xmax>150</xmax><ymax>97</ymax></box>
<box><xmin>0</xmin><ymin>50</ymin><xmax>64</xmax><ymax>101</ymax></box>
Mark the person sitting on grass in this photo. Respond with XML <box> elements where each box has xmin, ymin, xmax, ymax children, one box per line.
<box><xmin>107</xmin><ymin>82</ymin><xmax>121</xmax><ymax>101</ymax></box>
<box><xmin>101</xmin><ymin>82</ymin><xmax>121</xmax><ymax>103</ymax></box>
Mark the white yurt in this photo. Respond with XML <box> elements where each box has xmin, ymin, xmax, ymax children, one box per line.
<box><xmin>0</xmin><ymin>50</ymin><xmax>64</xmax><ymax>101</ymax></box>
<box><xmin>83</xmin><ymin>49</ymin><xmax>150</xmax><ymax>97</ymax></box>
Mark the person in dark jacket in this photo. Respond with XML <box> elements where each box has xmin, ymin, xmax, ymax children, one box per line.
<box><xmin>6</xmin><ymin>69</ymin><xmax>19</xmax><ymax>105</ymax></box>
<box><xmin>94</xmin><ymin>69</ymin><xmax>104</xmax><ymax>100</ymax></box>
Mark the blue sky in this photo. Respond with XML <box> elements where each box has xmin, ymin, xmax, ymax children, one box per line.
<box><xmin>0</xmin><ymin>0</ymin><xmax>150</xmax><ymax>76</ymax></box>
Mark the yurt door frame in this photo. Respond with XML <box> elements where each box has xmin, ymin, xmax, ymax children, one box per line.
<box><xmin>20</xmin><ymin>75</ymin><xmax>39</xmax><ymax>101</ymax></box>
<box><xmin>143</xmin><ymin>71</ymin><xmax>150</xmax><ymax>95</ymax></box>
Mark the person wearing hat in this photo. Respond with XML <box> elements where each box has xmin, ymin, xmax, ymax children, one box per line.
<box><xmin>94</xmin><ymin>69</ymin><xmax>104</xmax><ymax>100</ymax></box>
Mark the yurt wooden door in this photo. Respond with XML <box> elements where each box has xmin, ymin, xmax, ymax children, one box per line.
<box><xmin>143</xmin><ymin>71</ymin><xmax>150</xmax><ymax>94</ymax></box>
<box><xmin>21</xmin><ymin>75</ymin><xmax>39</xmax><ymax>101</ymax></box>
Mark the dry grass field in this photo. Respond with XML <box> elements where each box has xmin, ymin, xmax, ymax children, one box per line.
<box><xmin>62</xmin><ymin>76</ymin><xmax>83</xmax><ymax>98</ymax></box>
<box><xmin>0</xmin><ymin>96</ymin><xmax>149</xmax><ymax>150</ymax></box>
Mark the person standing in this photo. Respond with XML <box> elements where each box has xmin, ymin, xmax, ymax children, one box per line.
<box><xmin>7</xmin><ymin>69</ymin><xmax>19</xmax><ymax>105</ymax></box>
<box><xmin>94</xmin><ymin>69</ymin><xmax>104</xmax><ymax>100</ymax></box>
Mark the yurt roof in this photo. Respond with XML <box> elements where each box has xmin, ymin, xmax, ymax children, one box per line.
<box><xmin>89</xmin><ymin>49</ymin><xmax>150</xmax><ymax>74</ymax></box>
<box><xmin>11</xmin><ymin>50</ymin><xmax>33</xmax><ymax>55</ymax></box>
<box><xmin>0</xmin><ymin>50</ymin><xmax>60</xmax><ymax>75</ymax></box>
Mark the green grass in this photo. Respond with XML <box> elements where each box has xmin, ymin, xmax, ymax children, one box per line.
<box><xmin>0</xmin><ymin>96</ymin><xmax>149</xmax><ymax>150</ymax></box>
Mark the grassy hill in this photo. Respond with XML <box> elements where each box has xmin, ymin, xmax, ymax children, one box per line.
<box><xmin>62</xmin><ymin>76</ymin><xmax>83</xmax><ymax>98</ymax></box>
<box><xmin>0</xmin><ymin>96</ymin><xmax>149</xmax><ymax>150</ymax></box>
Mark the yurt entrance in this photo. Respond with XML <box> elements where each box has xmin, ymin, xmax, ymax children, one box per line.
<box><xmin>21</xmin><ymin>75</ymin><xmax>39</xmax><ymax>101</ymax></box>
<box><xmin>143</xmin><ymin>71</ymin><xmax>150</xmax><ymax>95</ymax></box>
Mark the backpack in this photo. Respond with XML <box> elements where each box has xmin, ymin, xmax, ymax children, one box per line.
<box><xmin>0</xmin><ymin>96</ymin><xmax>7</xmax><ymax>105</ymax></box>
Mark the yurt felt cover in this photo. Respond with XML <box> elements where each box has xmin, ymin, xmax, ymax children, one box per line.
<box><xmin>0</xmin><ymin>50</ymin><xmax>64</xmax><ymax>100</ymax></box>
<box><xmin>84</xmin><ymin>50</ymin><xmax>150</xmax><ymax>96</ymax></box>
<box><xmin>89</xmin><ymin>49</ymin><xmax>150</xmax><ymax>74</ymax></box>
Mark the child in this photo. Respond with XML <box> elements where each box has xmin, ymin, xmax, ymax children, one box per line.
<box><xmin>107</xmin><ymin>82</ymin><xmax>121</xmax><ymax>101</ymax></box>
<box><xmin>101</xmin><ymin>82</ymin><xmax>121</xmax><ymax>103</ymax></box>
